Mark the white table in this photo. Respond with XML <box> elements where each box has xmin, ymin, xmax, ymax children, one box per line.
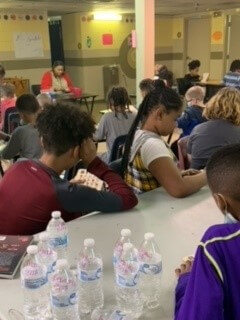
<box><xmin>0</xmin><ymin>187</ymin><xmax>222</xmax><ymax>320</ymax></box>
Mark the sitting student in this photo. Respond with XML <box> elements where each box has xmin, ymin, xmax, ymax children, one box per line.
<box><xmin>0</xmin><ymin>94</ymin><xmax>42</xmax><ymax>160</ymax></box>
<box><xmin>178</xmin><ymin>86</ymin><xmax>206</xmax><ymax>137</ymax></box>
<box><xmin>0</xmin><ymin>103</ymin><xmax>138</xmax><ymax>235</ymax></box>
<box><xmin>158</xmin><ymin>69</ymin><xmax>174</xmax><ymax>88</ymax></box>
<box><xmin>0</xmin><ymin>83</ymin><xmax>16</xmax><ymax>130</ymax></box>
<box><xmin>175</xmin><ymin>144</ymin><xmax>240</xmax><ymax>320</ymax></box>
<box><xmin>122</xmin><ymin>80</ymin><xmax>206</xmax><ymax>197</ymax></box>
<box><xmin>182</xmin><ymin>60</ymin><xmax>201</xmax><ymax>94</ymax></box>
<box><xmin>223</xmin><ymin>59</ymin><xmax>240</xmax><ymax>89</ymax></box>
<box><xmin>94</xmin><ymin>86</ymin><xmax>137</xmax><ymax>163</ymax></box>
<box><xmin>139</xmin><ymin>79</ymin><xmax>154</xmax><ymax>98</ymax></box>
<box><xmin>37</xmin><ymin>93</ymin><xmax>52</xmax><ymax>110</ymax></box>
<box><xmin>188</xmin><ymin>87</ymin><xmax>240</xmax><ymax>170</ymax></box>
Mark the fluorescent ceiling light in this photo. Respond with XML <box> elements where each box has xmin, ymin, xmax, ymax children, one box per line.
<box><xmin>93</xmin><ymin>12</ymin><xmax>122</xmax><ymax>21</ymax></box>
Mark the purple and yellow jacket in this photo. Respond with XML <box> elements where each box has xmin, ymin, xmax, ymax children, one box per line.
<box><xmin>175</xmin><ymin>223</ymin><xmax>240</xmax><ymax>320</ymax></box>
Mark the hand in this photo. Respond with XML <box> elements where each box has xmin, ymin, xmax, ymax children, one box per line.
<box><xmin>182</xmin><ymin>169</ymin><xmax>201</xmax><ymax>177</ymax></box>
<box><xmin>79</xmin><ymin>138</ymin><xmax>97</xmax><ymax>166</ymax></box>
<box><xmin>69</xmin><ymin>176</ymin><xmax>85</xmax><ymax>185</ymax></box>
<box><xmin>175</xmin><ymin>256</ymin><xmax>194</xmax><ymax>278</ymax></box>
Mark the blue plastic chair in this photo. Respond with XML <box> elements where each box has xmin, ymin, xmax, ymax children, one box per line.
<box><xmin>109</xmin><ymin>135</ymin><xmax>127</xmax><ymax>163</ymax></box>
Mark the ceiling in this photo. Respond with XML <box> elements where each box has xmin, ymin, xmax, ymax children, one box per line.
<box><xmin>0</xmin><ymin>0</ymin><xmax>240</xmax><ymax>16</ymax></box>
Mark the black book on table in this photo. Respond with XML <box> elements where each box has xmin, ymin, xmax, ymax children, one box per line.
<box><xmin>0</xmin><ymin>235</ymin><xmax>33</xmax><ymax>279</ymax></box>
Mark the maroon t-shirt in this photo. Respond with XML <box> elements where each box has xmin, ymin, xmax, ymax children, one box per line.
<box><xmin>0</xmin><ymin>158</ymin><xmax>138</xmax><ymax>235</ymax></box>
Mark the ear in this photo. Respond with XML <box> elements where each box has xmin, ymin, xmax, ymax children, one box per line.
<box><xmin>72</xmin><ymin>145</ymin><xmax>81</xmax><ymax>159</ymax></box>
<box><xmin>155</xmin><ymin>106</ymin><xmax>165</xmax><ymax>120</ymax></box>
<box><xmin>213</xmin><ymin>193</ymin><xmax>227</xmax><ymax>214</ymax></box>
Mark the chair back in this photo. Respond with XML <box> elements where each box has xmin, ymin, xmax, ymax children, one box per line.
<box><xmin>3</xmin><ymin>107</ymin><xmax>20</xmax><ymax>134</ymax></box>
<box><xmin>31</xmin><ymin>84</ymin><xmax>41</xmax><ymax>96</ymax></box>
<box><xmin>177</xmin><ymin>136</ymin><xmax>191</xmax><ymax>170</ymax></box>
<box><xmin>109</xmin><ymin>135</ymin><xmax>127</xmax><ymax>163</ymax></box>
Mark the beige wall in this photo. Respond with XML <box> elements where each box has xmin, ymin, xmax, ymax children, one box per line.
<box><xmin>0</xmin><ymin>11</ymin><xmax>51</xmax><ymax>87</ymax></box>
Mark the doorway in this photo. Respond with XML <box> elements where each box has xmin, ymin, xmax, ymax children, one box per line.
<box><xmin>48</xmin><ymin>19</ymin><xmax>65</xmax><ymax>65</ymax></box>
<box><xmin>186</xmin><ymin>18</ymin><xmax>211</xmax><ymax>75</ymax></box>
<box><xmin>226</xmin><ymin>15</ymin><xmax>240</xmax><ymax>72</ymax></box>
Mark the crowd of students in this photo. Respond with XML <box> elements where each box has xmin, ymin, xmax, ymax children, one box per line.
<box><xmin>0</xmin><ymin>61</ymin><xmax>240</xmax><ymax>319</ymax></box>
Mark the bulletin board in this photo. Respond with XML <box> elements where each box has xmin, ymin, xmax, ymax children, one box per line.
<box><xmin>13</xmin><ymin>32</ymin><xmax>44</xmax><ymax>58</ymax></box>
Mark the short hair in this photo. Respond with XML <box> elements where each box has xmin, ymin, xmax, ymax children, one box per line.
<box><xmin>139</xmin><ymin>78</ymin><xmax>154</xmax><ymax>92</ymax></box>
<box><xmin>0</xmin><ymin>83</ymin><xmax>15</xmax><ymax>98</ymax></box>
<box><xmin>36</xmin><ymin>93</ymin><xmax>52</xmax><ymax>108</ymax></box>
<box><xmin>203</xmin><ymin>87</ymin><xmax>240</xmax><ymax>125</ymax></box>
<box><xmin>158</xmin><ymin>69</ymin><xmax>174</xmax><ymax>87</ymax></box>
<box><xmin>230</xmin><ymin>60</ymin><xmax>240</xmax><ymax>72</ymax></box>
<box><xmin>16</xmin><ymin>94</ymin><xmax>40</xmax><ymax>114</ymax></box>
<box><xmin>206</xmin><ymin>144</ymin><xmax>240</xmax><ymax>201</ymax></box>
<box><xmin>188</xmin><ymin>60</ymin><xmax>201</xmax><ymax>71</ymax></box>
<box><xmin>36</xmin><ymin>102</ymin><xmax>95</xmax><ymax>156</ymax></box>
<box><xmin>185</xmin><ymin>86</ymin><xmax>205</xmax><ymax>102</ymax></box>
<box><xmin>0</xmin><ymin>65</ymin><xmax>6</xmax><ymax>78</ymax></box>
<box><xmin>107</xmin><ymin>86</ymin><xmax>131</xmax><ymax>118</ymax></box>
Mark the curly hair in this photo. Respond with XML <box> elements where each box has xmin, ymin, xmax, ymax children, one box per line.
<box><xmin>188</xmin><ymin>60</ymin><xmax>200</xmax><ymax>71</ymax></box>
<box><xmin>37</xmin><ymin>102</ymin><xmax>95</xmax><ymax>156</ymax></box>
<box><xmin>203</xmin><ymin>87</ymin><xmax>240</xmax><ymax>126</ymax></box>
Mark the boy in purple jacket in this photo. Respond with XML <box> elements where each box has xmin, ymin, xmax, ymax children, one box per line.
<box><xmin>175</xmin><ymin>143</ymin><xmax>240</xmax><ymax>320</ymax></box>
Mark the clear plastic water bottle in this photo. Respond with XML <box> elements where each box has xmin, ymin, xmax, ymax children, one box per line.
<box><xmin>91</xmin><ymin>306</ymin><xmax>133</xmax><ymax>320</ymax></box>
<box><xmin>46</xmin><ymin>211</ymin><xmax>68</xmax><ymax>259</ymax></box>
<box><xmin>115</xmin><ymin>243</ymin><xmax>143</xmax><ymax>319</ymax></box>
<box><xmin>21</xmin><ymin>245</ymin><xmax>49</xmax><ymax>320</ymax></box>
<box><xmin>138</xmin><ymin>233</ymin><xmax>162</xmax><ymax>309</ymax></box>
<box><xmin>50</xmin><ymin>259</ymin><xmax>80</xmax><ymax>320</ymax></box>
<box><xmin>37</xmin><ymin>232</ymin><xmax>57</xmax><ymax>280</ymax></box>
<box><xmin>113</xmin><ymin>229</ymin><xmax>132</xmax><ymax>270</ymax></box>
<box><xmin>77</xmin><ymin>238</ymin><xmax>104</xmax><ymax>314</ymax></box>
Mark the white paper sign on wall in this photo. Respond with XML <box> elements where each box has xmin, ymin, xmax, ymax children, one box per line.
<box><xmin>13</xmin><ymin>32</ymin><xmax>44</xmax><ymax>58</ymax></box>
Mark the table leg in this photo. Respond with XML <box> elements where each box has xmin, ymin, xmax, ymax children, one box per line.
<box><xmin>84</xmin><ymin>98</ymin><xmax>90</xmax><ymax>113</ymax></box>
<box><xmin>90</xmin><ymin>96</ymin><xmax>96</xmax><ymax>115</ymax></box>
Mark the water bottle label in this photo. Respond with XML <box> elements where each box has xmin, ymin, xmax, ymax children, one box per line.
<box><xmin>49</xmin><ymin>235</ymin><xmax>68</xmax><ymax>249</ymax></box>
<box><xmin>116</xmin><ymin>272</ymin><xmax>139</xmax><ymax>288</ymax></box>
<box><xmin>139</xmin><ymin>261</ymin><xmax>162</xmax><ymax>275</ymax></box>
<box><xmin>109</xmin><ymin>310</ymin><xmax>129</xmax><ymax>320</ymax></box>
<box><xmin>47</xmin><ymin>261</ymin><xmax>57</xmax><ymax>274</ymax></box>
<box><xmin>78</xmin><ymin>267</ymin><xmax>102</xmax><ymax>282</ymax></box>
<box><xmin>51</xmin><ymin>292</ymin><xmax>77</xmax><ymax>308</ymax></box>
<box><xmin>22</xmin><ymin>276</ymin><xmax>48</xmax><ymax>289</ymax></box>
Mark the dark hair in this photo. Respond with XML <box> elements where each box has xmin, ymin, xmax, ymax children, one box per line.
<box><xmin>16</xmin><ymin>94</ymin><xmax>40</xmax><ymax>114</ymax></box>
<box><xmin>36</xmin><ymin>102</ymin><xmax>95</xmax><ymax>156</ymax></box>
<box><xmin>139</xmin><ymin>79</ymin><xmax>154</xmax><ymax>92</ymax></box>
<box><xmin>1</xmin><ymin>83</ymin><xmax>15</xmax><ymax>98</ymax></box>
<box><xmin>107</xmin><ymin>86</ymin><xmax>131</xmax><ymax>119</ymax></box>
<box><xmin>230</xmin><ymin>60</ymin><xmax>240</xmax><ymax>72</ymax></box>
<box><xmin>158</xmin><ymin>69</ymin><xmax>174</xmax><ymax>87</ymax></box>
<box><xmin>206</xmin><ymin>144</ymin><xmax>240</xmax><ymax>201</ymax></box>
<box><xmin>122</xmin><ymin>80</ymin><xmax>182</xmax><ymax>174</ymax></box>
<box><xmin>188</xmin><ymin>60</ymin><xmax>201</xmax><ymax>71</ymax></box>
<box><xmin>0</xmin><ymin>65</ymin><xmax>5</xmax><ymax>78</ymax></box>
<box><xmin>52</xmin><ymin>60</ymin><xmax>65</xmax><ymax>71</ymax></box>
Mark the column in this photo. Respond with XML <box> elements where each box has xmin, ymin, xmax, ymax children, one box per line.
<box><xmin>135</xmin><ymin>0</ymin><xmax>155</xmax><ymax>106</ymax></box>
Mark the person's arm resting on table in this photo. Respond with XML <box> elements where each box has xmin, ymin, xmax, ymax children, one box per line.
<box><xmin>0</xmin><ymin>129</ymin><xmax>21</xmax><ymax>160</ymax></box>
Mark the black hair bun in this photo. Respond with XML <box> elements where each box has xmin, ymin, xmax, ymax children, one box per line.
<box><xmin>152</xmin><ymin>79</ymin><xmax>166</xmax><ymax>90</ymax></box>
<box><xmin>188</xmin><ymin>60</ymin><xmax>201</xmax><ymax>70</ymax></box>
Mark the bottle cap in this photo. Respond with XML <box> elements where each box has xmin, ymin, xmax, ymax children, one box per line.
<box><xmin>144</xmin><ymin>233</ymin><xmax>155</xmax><ymax>241</ymax></box>
<box><xmin>27</xmin><ymin>245</ymin><xmax>38</xmax><ymax>255</ymax></box>
<box><xmin>84</xmin><ymin>238</ymin><xmax>95</xmax><ymax>248</ymax></box>
<box><xmin>123</xmin><ymin>243</ymin><xmax>133</xmax><ymax>252</ymax></box>
<box><xmin>56</xmin><ymin>259</ymin><xmax>68</xmax><ymax>269</ymax></box>
<box><xmin>52</xmin><ymin>211</ymin><xmax>61</xmax><ymax>219</ymax></box>
<box><xmin>39</xmin><ymin>232</ymin><xmax>49</xmax><ymax>241</ymax></box>
<box><xmin>121</xmin><ymin>229</ymin><xmax>131</xmax><ymax>237</ymax></box>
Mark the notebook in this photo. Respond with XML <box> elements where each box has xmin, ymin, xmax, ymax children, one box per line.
<box><xmin>201</xmin><ymin>73</ymin><xmax>210</xmax><ymax>83</ymax></box>
<box><xmin>0</xmin><ymin>235</ymin><xmax>33</xmax><ymax>279</ymax></box>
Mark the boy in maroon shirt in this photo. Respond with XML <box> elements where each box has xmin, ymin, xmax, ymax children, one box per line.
<box><xmin>0</xmin><ymin>103</ymin><xmax>138</xmax><ymax>235</ymax></box>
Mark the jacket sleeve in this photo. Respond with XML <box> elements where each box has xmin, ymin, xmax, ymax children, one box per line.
<box><xmin>94</xmin><ymin>115</ymin><xmax>107</xmax><ymax>141</ymax></box>
<box><xmin>177</xmin><ymin>112</ymin><xmax>190</xmax><ymax>131</ymax></box>
<box><xmin>41</xmin><ymin>71</ymin><xmax>52</xmax><ymax>91</ymax></box>
<box><xmin>55</xmin><ymin>157</ymin><xmax>138</xmax><ymax>214</ymax></box>
<box><xmin>175</xmin><ymin>245</ymin><xmax>224</xmax><ymax>320</ymax></box>
<box><xmin>0</xmin><ymin>129</ymin><xmax>21</xmax><ymax>159</ymax></box>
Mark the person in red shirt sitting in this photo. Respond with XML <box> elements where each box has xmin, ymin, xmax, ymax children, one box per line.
<box><xmin>41</xmin><ymin>60</ymin><xmax>74</xmax><ymax>94</ymax></box>
<box><xmin>0</xmin><ymin>83</ymin><xmax>16</xmax><ymax>131</ymax></box>
<box><xmin>0</xmin><ymin>102</ymin><xmax>138</xmax><ymax>235</ymax></box>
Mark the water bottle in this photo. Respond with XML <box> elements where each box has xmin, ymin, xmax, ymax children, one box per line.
<box><xmin>21</xmin><ymin>245</ymin><xmax>49</xmax><ymax>320</ymax></box>
<box><xmin>113</xmin><ymin>229</ymin><xmax>132</xmax><ymax>270</ymax></box>
<box><xmin>91</xmin><ymin>306</ymin><xmax>133</xmax><ymax>320</ymax></box>
<box><xmin>37</xmin><ymin>232</ymin><xmax>57</xmax><ymax>280</ymax></box>
<box><xmin>138</xmin><ymin>233</ymin><xmax>162</xmax><ymax>309</ymax></box>
<box><xmin>77</xmin><ymin>238</ymin><xmax>104</xmax><ymax>314</ymax></box>
<box><xmin>115</xmin><ymin>243</ymin><xmax>143</xmax><ymax>319</ymax></box>
<box><xmin>46</xmin><ymin>211</ymin><xmax>68</xmax><ymax>259</ymax></box>
<box><xmin>50</xmin><ymin>259</ymin><xmax>80</xmax><ymax>320</ymax></box>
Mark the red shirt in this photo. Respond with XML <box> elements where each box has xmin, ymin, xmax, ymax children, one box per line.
<box><xmin>0</xmin><ymin>97</ymin><xmax>16</xmax><ymax>130</ymax></box>
<box><xmin>41</xmin><ymin>71</ymin><xmax>74</xmax><ymax>92</ymax></box>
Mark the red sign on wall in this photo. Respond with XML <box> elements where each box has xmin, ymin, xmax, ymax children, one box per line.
<box><xmin>102</xmin><ymin>34</ymin><xmax>113</xmax><ymax>45</ymax></box>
